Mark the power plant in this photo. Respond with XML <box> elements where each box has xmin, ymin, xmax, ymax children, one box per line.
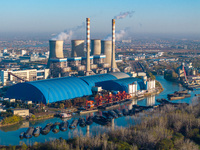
<box><xmin>71</xmin><ymin>40</ymin><xmax>85</xmax><ymax>57</ymax></box>
<box><xmin>91</xmin><ymin>39</ymin><xmax>101</xmax><ymax>55</ymax></box>
<box><xmin>111</xmin><ymin>19</ymin><xmax>117</xmax><ymax>72</ymax></box>
<box><xmin>48</xmin><ymin>18</ymin><xmax>119</xmax><ymax>77</ymax></box>
<box><xmin>86</xmin><ymin>18</ymin><xmax>91</xmax><ymax>75</ymax></box>
<box><xmin>49</xmin><ymin>40</ymin><xmax>64</xmax><ymax>59</ymax></box>
<box><xmin>101</xmin><ymin>40</ymin><xmax>112</xmax><ymax>67</ymax></box>
<box><xmin>5</xmin><ymin>18</ymin><xmax>156</xmax><ymax>104</ymax></box>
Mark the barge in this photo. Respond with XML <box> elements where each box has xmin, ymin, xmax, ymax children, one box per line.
<box><xmin>41</xmin><ymin>123</ymin><xmax>53</xmax><ymax>135</ymax></box>
<box><xmin>52</xmin><ymin>122</ymin><xmax>60</xmax><ymax>133</ymax></box>
<box><xmin>33</xmin><ymin>127</ymin><xmax>41</xmax><ymax>137</ymax></box>
<box><xmin>24</xmin><ymin>127</ymin><xmax>34</xmax><ymax>139</ymax></box>
<box><xmin>69</xmin><ymin>119</ymin><xmax>78</xmax><ymax>129</ymax></box>
<box><xmin>93</xmin><ymin>115</ymin><xmax>111</xmax><ymax>126</ymax></box>
<box><xmin>59</xmin><ymin>121</ymin><xmax>68</xmax><ymax>131</ymax></box>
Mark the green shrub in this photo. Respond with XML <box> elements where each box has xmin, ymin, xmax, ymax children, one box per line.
<box><xmin>187</xmin><ymin>128</ymin><xmax>199</xmax><ymax>138</ymax></box>
<box><xmin>117</xmin><ymin>141</ymin><xmax>132</xmax><ymax>150</ymax></box>
<box><xmin>172</xmin><ymin>132</ymin><xmax>184</xmax><ymax>142</ymax></box>
<box><xmin>1</xmin><ymin>115</ymin><xmax>22</xmax><ymax>125</ymax></box>
<box><xmin>156</xmin><ymin>138</ymin><xmax>174</xmax><ymax>150</ymax></box>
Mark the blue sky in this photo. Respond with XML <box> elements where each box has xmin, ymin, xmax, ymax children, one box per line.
<box><xmin>0</xmin><ymin>0</ymin><xmax>199</xmax><ymax>36</ymax></box>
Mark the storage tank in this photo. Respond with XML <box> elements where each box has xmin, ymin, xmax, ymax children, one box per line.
<box><xmin>101</xmin><ymin>40</ymin><xmax>112</xmax><ymax>67</ymax></box>
<box><xmin>91</xmin><ymin>39</ymin><xmax>101</xmax><ymax>55</ymax></box>
<box><xmin>71</xmin><ymin>40</ymin><xmax>85</xmax><ymax>57</ymax></box>
<box><xmin>49</xmin><ymin>40</ymin><xmax>64</xmax><ymax>59</ymax></box>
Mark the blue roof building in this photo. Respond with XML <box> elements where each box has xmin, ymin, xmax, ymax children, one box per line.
<box><xmin>95</xmin><ymin>77</ymin><xmax>146</xmax><ymax>93</ymax></box>
<box><xmin>5</xmin><ymin>72</ymin><xmax>133</xmax><ymax>104</ymax></box>
<box><xmin>6</xmin><ymin>77</ymin><xmax>92</xmax><ymax>104</ymax></box>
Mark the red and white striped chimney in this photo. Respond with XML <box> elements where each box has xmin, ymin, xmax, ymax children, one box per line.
<box><xmin>111</xmin><ymin>19</ymin><xmax>116</xmax><ymax>72</ymax></box>
<box><xmin>86</xmin><ymin>18</ymin><xmax>91</xmax><ymax>73</ymax></box>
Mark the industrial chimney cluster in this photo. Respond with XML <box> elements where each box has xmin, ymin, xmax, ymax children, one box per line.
<box><xmin>48</xmin><ymin>18</ymin><xmax>119</xmax><ymax>77</ymax></box>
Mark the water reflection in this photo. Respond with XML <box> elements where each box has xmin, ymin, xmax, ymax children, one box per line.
<box><xmin>146</xmin><ymin>95</ymin><xmax>155</xmax><ymax>106</ymax></box>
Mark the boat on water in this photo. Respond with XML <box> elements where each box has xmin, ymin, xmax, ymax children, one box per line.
<box><xmin>168</xmin><ymin>90</ymin><xmax>191</xmax><ymax>100</ymax></box>
<box><xmin>52</xmin><ymin>122</ymin><xmax>60</xmax><ymax>133</ymax></box>
<box><xmin>113</xmin><ymin>109</ymin><xmax>123</xmax><ymax>117</ymax></box>
<box><xmin>59</xmin><ymin>121</ymin><xmax>68</xmax><ymax>131</ymax></box>
<box><xmin>60</xmin><ymin>113</ymin><xmax>72</xmax><ymax>118</ymax></box>
<box><xmin>175</xmin><ymin>90</ymin><xmax>188</xmax><ymax>94</ymax></box>
<box><xmin>78</xmin><ymin>118</ymin><xmax>86</xmax><ymax>127</ymax></box>
<box><xmin>129</xmin><ymin>109</ymin><xmax>135</xmax><ymax>116</ymax></box>
<box><xmin>24</xmin><ymin>127</ymin><xmax>34</xmax><ymax>139</ymax></box>
<box><xmin>93</xmin><ymin>115</ymin><xmax>111</xmax><ymax>126</ymax></box>
<box><xmin>169</xmin><ymin>96</ymin><xmax>185</xmax><ymax>100</ymax></box>
<box><xmin>33</xmin><ymin>126</ymin><xmax>41</xmax><ymax>137</ymax></box>
<box><xmin>122</xmin><ymin>109</ymin><xmax>129</xmax><ymax>116</ymax></box>
<box><xmin>195</xmin><ymin>94</ymin><xmax>200</xmax><ymax>96</ymax></box>
<box><xmin>19</xmin><ymin>132</ymin><xmax>24</xmax><ymax>139</ymax></box>
<box><xmin>86</xmin><ymin>116</ymin><xmax>93</xmax><ymax>125</ymax></box>
<box><xmin>102</xmin><ymin>111</ymin><xmax>113</xmax><ymax>120</ymax></box>
<box><xmin>108</xmin><ymin>110</ymin><xmax>118</xmax><ymax>118</ymax></box>
<box><xmin>41</xmin><ymin>123</ymin><xmax>53</xmax><ymax>135</ymax></box>
<box><xmin>69</xmin><ymin>119</ymin><xmax>78</xmax><ymax>129</ymax></box>
<box><xmin>156</xmin><ymin>99</ymin><xmax>171</xmax><ymax>104</ymax></box>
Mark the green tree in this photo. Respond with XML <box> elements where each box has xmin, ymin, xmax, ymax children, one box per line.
<box><xmin>156</xmin><ymin>139</ymin><xmax>174</xmax><ymax>150</ymax></box>
<box><xmin>59</xmin><ymin>103</ymin><xmax>64</xmax><ymax>109</ymax></box>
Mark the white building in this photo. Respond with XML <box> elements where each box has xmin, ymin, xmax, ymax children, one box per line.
<box><xmin>0</xmin><ymin>69</ymin><xmax>50</xmax><ymax>86</ymax></box>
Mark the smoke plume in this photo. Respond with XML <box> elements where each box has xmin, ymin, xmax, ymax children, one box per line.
<box><xmin>104</xmin><ymin>28</ymin><xmax>129</xmax><ymax>41</ymax></box>
<box><xmin>51</xmin><ymin>22</ymin><xmax>85</xmax><ymax>41</ymax></box>
<box><xmin>114</xmin><ymin>11</ymin><xmax>135</xmax><ymax>20</ymax></box>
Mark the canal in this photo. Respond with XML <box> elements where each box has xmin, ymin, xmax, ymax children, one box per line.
<box><xmin>0</xmin><ymin>75</ymin><xmax>199</xmax><ymax>146</ymax></box>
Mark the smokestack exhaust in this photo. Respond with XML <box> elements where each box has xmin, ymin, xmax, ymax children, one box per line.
<box><xmin>86</xmin><ymin>18</ymin><xmax>91</xmax><ymax>73</ymax></box>
<box><xmin>111</xmin><ymin>19</ymin><xmax>116</xmax><ymax>72</ymax></box>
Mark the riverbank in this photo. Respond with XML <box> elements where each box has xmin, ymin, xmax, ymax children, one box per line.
<box><xmin>143</xmin><ymin>80</ymin><xmax>164</xmax><ymax>97</ymax></box>
<box><xmin>29</xmin><ymin>113</ymin><xmax>55</xmax><ymax>121</ymax></box>
<box><xmin>7</xmin><ymin>99</ymin><xmax>200</xmax><ymax>150</ymax></box>
<box><xmin>0</xmin><ymin>115</ymin><xmax>22</xmax><ymax>127</ymax></box>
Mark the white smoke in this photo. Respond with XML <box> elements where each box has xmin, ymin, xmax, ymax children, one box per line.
<box><xmin>51</xmin><ymin>31</ymin><xmax>73</xmax><ymax>41</ymax></box>
<box><xmin>114</xmin><ymin>11</ymin><xmax>135</xmax><ymax>20</ymax></box>
<box><xmin>51</xmin><ymin>22</ymin><xmax>85</xmax><ymax>41</ymax></box>
<box><xmin>104</xmin><ymin>28</ymin><xmax>128</xmax><ymax>41</ymax></box>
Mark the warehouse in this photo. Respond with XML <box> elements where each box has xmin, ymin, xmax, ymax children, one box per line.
<box><xmin>5</xmin><ymin>72</ymin><xmax>130</xmax><ymax>104</ymax></box>
<box><xmin>95</xmin><ymin>77</ymin><xmax>146</xmax><ymax>93</ymax></box>
<box><xmin>80</xmin><ymin>72</ymin><xmax>130</xmax><ymax>88</ymax></box>
<box><xmin>6</xmin><ymin>77</ymin><xmax>92</xmax><ymax>104</ymax></box>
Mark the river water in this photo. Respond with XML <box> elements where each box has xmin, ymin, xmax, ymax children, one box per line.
<box><xmin>0</xmin><ymin>76</ymin><xmax>199</xmax><ymax>146</ymax></box>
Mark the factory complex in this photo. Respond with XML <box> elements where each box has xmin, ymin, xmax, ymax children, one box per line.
<box><xmin>5</xmin><ymin>18</ymin><xmax>156</xmax><ymax>104</ymax></box>
<box><xmin>6</xmin><ymin>72</ymin><xmax>155</xmax><ymax>104</ymax></box>
<box><xmin>48</xmin><ymin>18</ymin><xmax>119</xmax><ymax>77</ymax></box>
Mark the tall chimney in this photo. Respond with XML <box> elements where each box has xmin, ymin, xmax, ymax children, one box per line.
<box><xmin>111</xmin><ymin>19</ymin><xmax>116</xmax><ymax>72</ymax></box>
<box><xmin>86</xmin><ymin>18</ymin><xmax>91</xmax><ymax>73</ymax></box>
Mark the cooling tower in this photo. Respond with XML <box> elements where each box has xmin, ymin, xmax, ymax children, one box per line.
<box><xmin>49</xmin><ymin>40</ymin><xmax>64</xmax><ymax>59</ymax></box>
<box><xmin>86</xmin><ymin>18</ymin><xmax>91</xmax><ymax>72</ymax></box>
<box><xmin>91</xmin><ymin>39</ymin><xmax>101</xmax><ymax>55</ymax></box>
<box><xmin>111</xmin><ymin>19</ymin><xmax>116</xmax><ymax>71</ymax></box>
<box><xmin>71</xmin><ymin>40</ymin><xmax>85</xmax><ymax>57</ymax></box>
<box><xmin>101</xmin><ymin>40</ymin><xmax>112</xmax><ymax>67</ymax></box>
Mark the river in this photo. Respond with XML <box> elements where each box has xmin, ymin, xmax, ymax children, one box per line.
<box><xmin>0</xmin><ymin>75</ymin><xmax>199</xmax><ymax>146</ymax></box>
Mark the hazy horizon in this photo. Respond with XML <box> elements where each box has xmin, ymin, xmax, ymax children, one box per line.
<box><xmin>0</xmin><ymin>0</ymin><xmax>199</xmax><ymax>41</ymax></box>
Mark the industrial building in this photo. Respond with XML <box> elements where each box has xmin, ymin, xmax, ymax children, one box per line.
<box><xmin>95</xmin><ymin>77</ymin><xmax>146</xmax><ymax>93</ymax></box>
<box><xmin>12</xmin><ymin>109</ymin><xmax>29</xmax><ymax>117</ymax></box>
<box><xmin>48</xmin><ymin>18</ymin><xmax>120</xmax><ymax>77</ymax></box>
<box><xmin>0</xmin><ymin>69</ymin><xmax>50</xmax><ymax>86</ymax></box>
<box><xmin>5</xmin><ymin>18</ymin><xmax>156</xmax><ymax>104</ymax></box>
<box><xmin>5</xmin><ymin>72</ymin><xmax>155</xmax><ymax>104</ymax></box>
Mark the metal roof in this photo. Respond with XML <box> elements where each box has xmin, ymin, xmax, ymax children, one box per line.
<box><xmin>108</xmin><ymin>72</ymin><xmax>130</xmax><ymax>79</ymax></box>
<box><xmin>6</xmin><ymin>77</ymin><xmax>92</xmax><ymax>104</ymax></box>
<box><xmin>80</xmin><ymin>74</ymin><xmax>117</xmax><ymax>88</ymax></box>
<box><xmin>95</xmin><ymin>77</ymin><xmax>145</xmax><ymax>93</ymax></box>
<box><xmin>6</xmin><ymin>72</ymin><xmax>132</xmax><ymax>104</ymax></box>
